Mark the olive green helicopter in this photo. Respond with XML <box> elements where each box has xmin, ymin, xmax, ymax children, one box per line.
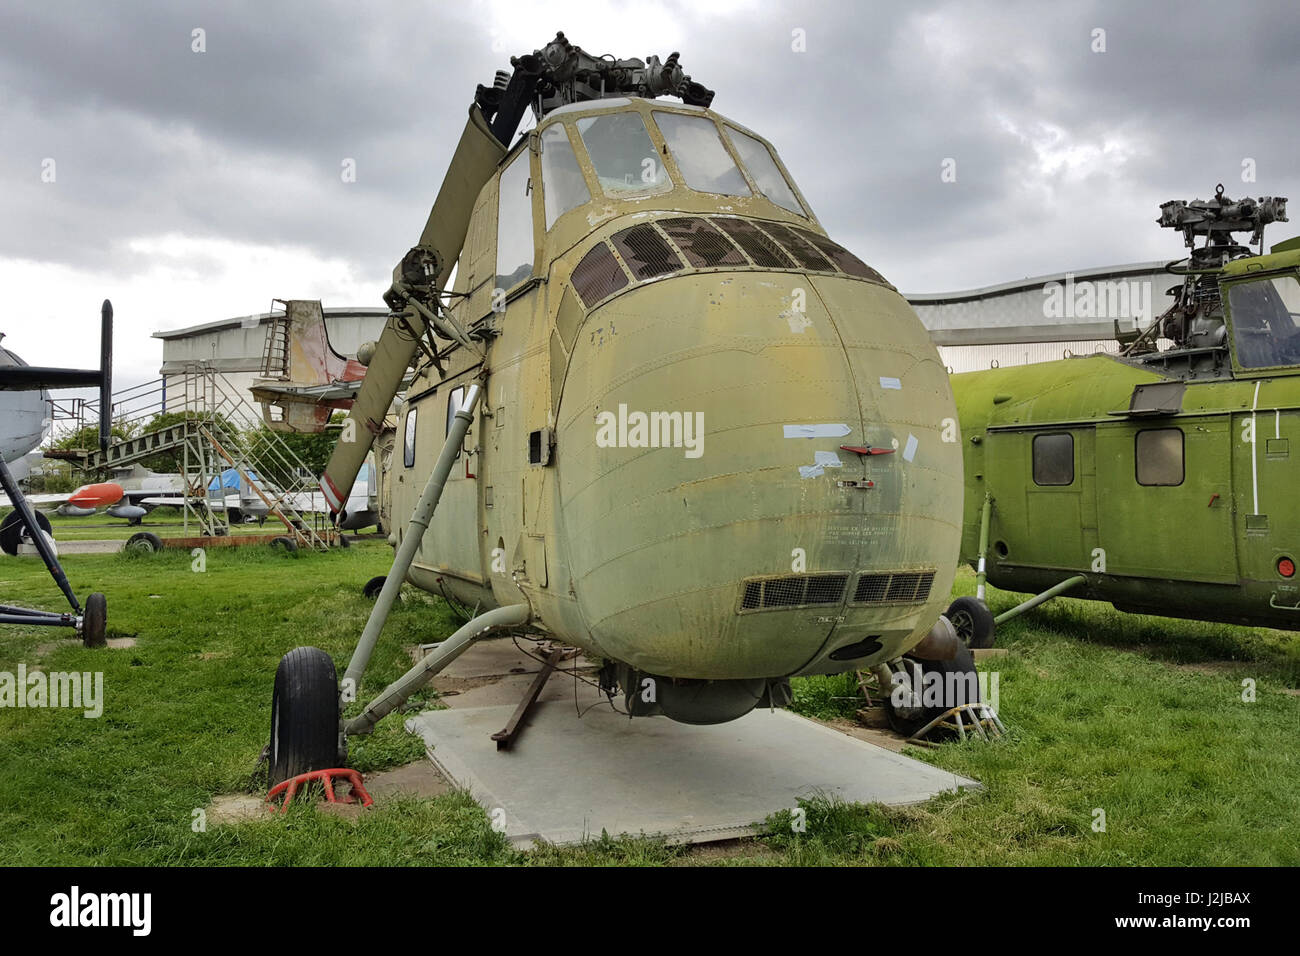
<box><xmin>265</xmin><ymin>33</ymin><xmax>981</xmax><ymax>783</ymax></box>
<box><xmin>950</xmin><ymin>184</ymin><xmax>1296</xmax><ymax>648</ymax></box>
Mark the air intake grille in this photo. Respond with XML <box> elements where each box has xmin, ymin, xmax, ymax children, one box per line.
<box><xmin>714</xmin><ymin>217</ymin><xmax>796</xmax><ymax>268</ymax></box>
<box><xmin>852</xmin><ymin>570</ymin><xmax>937</xmax><ymax>604</ymax></box>
<box><xmin>571</xmin><ymin>242</ymin><xmax>629</xmax><ymax>307</ymax></box>
<box><xmin>657</xmin><ymin>217</ymin><xmax>748</xmax><ymax>268</ymax></box>
<box><xmin>739</xmin><ymin>573</ymin><xmax>848</xmax><ymax>612</ymax></box>
<box><xmin>612</xmin><ymin>224</ymin><xmax>684</xmax><ymax>280</ymax></box>
<box><xmin>791</xmin><ymin>227</ymin><xmax>889</xmax><ymax>285</ymax></box>
<box><xmin>759</xmin><ymin>221</ymin><xmax>835</xmax><ymax>271</ymax></box>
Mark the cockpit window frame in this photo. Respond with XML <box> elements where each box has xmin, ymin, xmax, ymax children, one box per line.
<box><xmin>721</xmin><ymin>123</ymin><xmax>810</xmax><ymax>218</ymax></box>
<box><xmin>492</xmin><ymin>142</ymin><xmax>541</xmax><ymax>297</ymax></box>
<box><xmin>650</xmin><ymin>110</ymin><xmax>752</xmax><ymax>199</ymax></box>
<box><xmin>1223</xmin><ymin>268</ymin><xmax>1300</xmax><ymax>376</ymax></box>
<box><xmin>572</xmin><ymin>109</ymin><xmax>674</xmax><ymax>200</ymax></box>
<box><xmin>538</xmin><ymin>122</ymin><xmax>594</xmax><ymax>232</ymax></box>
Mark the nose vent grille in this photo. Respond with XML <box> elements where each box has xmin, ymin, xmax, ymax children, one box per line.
<box><xmin>758</xmin><ymin>221</ymin><xmax>835</xmax><ymax>271</ymax></box>
<box><xmin>713</xmin><ymin>217</ymin><xmax>797</xmax><ymax>269</ymax></box>
<box><xmin>658</xmin><ymin>217</ymin><xmax>748</xmax><ymax>268</ymax></box>
<box><xmin>790</xmin><ymin>227</ymin><xmax>888</xmax><ymax>285</ymax></box>
<box><xmin>852</xmin><ymin>570</ymin><xmax>937</xmax><ymax>605</ymax></box>
<box><xmin>571</xmin><ymin>217</ymin><xmax>893</xmax><ymax>311</ymax></box>
<box><xmin>571</xmin><ymin>242</ymin><xmax>629</xmax><ymax>307</ymax></box>
<box><xmin>739</xmin><ymin>573</ymin><xmax>848</xmax><ymax>612</ymax></box>
<box><xmin>612</xmin><ymin>224</ymin><xmax>684</xmax><ymax>280</ymax></box>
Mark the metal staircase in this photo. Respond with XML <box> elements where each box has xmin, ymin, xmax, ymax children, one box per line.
<box><xmin>45</xmin><ymin>364</ymin><xmax>339</xmax><ymax>549</ymax></box>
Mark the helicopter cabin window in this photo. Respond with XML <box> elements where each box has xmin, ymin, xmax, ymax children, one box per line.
<box><xmin>575</xmin><ymin>111</ymin><xmax>670</xmax><ymax>196</ymax></box>
<box><xmin>1032</xmin><ymin>432</ymin><xmax>1074</xmax><ymax>486</ymax></box>
<box><xmin>1135</xmin><ymin>428</ymin><xmax>1184</xmax><ymax>486</ymax></box>
<box><xmin>653</xmin><ymin>112</ymin><xmax>750</xmax><ymax>197</ymax></box>
<box><xmin>494</xmin><ymin>152</ymin><xmax>535</xmax><ymax>293</ymax></box>
<box><xmin>724</xmin><ymin>125</ymin><xmax>807</xmax><ymax>216</ymax></box>
<box><xmin>403</xmin><ymin>408</ymin><xmax>417</xmax><ymax>468</ymax></box>
<box><xmin>445</xmin><ymin>386</ymin><xmax>466</xmax><ymax>460</ymax></box>
<box><xmin>1228</xmin><ymin>274</ymin><xmax>1300</xmax><ymax>369</ymax></box>
<box><xmin>540</xmin><ymin>124</ymin><xmax>590</xmax><ymax>229</ymax></box>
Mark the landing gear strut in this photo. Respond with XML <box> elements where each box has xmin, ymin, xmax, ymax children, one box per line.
<box><xmin>0</xmin><ymin>458</ymin><xmax>108</xmax><ymax>648</ymax></box>
<box><xmin>267</xmin><ymin>381</ymin><xmax>534</xmax><ymax>798</ymax></box>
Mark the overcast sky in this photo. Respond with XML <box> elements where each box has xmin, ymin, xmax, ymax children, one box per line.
<box><xmin>3</xmin><ymin>0</ymin><xmax>1297</xmax><ymax>387</ymax></box>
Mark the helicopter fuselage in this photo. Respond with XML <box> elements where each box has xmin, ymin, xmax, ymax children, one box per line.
<box><xmin>382</xmin><ymin>98</ymin><xmax>964</xmax><ymax>712</ymax></box>
<box><xmin>953</xmin><ymin>250</ymin><xmax>1300</xmax><ymax>630</ymax></box>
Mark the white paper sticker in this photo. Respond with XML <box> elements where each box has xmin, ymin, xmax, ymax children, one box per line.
<box><xmin>799</xmin><ymin>450</ymin><xmax>843</xmax><ymax>478</ymax></box>
<box><xmin>902</xmin><ymin>434</ymin><xmax>919</xmax><ymax>462</ymax></box>
<box><xmin>879</xmin><ymin>376</ymin><xmax>902</xmax><ymax>390</ymax></box>
<box><xmin>783</xmin><ymin>423</ymin><xmax>852</xmax><ymax>439</ymax></box>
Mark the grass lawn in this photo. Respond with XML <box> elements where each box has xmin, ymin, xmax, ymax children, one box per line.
<box><xmin>0</xmin><ymin>544</ymin><xmax>1297</xmax><ymax>866</ymax></box>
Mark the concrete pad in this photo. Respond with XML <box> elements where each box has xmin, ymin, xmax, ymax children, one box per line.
<box><xmin>406</xmin><ymin>702</ymin><xmax>979</xmax><ymax>847</ymax></box>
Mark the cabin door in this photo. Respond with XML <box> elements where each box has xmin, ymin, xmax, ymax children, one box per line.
<box><xmin>1094</xmin><ymin>416</ymin><xmax>1237</xmax><ymax>583</ymax></box>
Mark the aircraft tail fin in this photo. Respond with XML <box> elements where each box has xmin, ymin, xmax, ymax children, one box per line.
<box><xmin>251</xmin><ymin>300</ymin><xmax>366</xmax><ymax>433</ymax></box>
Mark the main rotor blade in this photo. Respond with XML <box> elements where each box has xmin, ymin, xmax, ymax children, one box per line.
<box><xmin>319</xmin><ymin>105</ymin><xmax>506</xmax><ymax>511</ymax></box>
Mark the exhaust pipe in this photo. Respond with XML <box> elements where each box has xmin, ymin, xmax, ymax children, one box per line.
<box><xmin>907</xmin><ymin>615</ymin><xmax>961</xmax><ymax>661</ymax></box>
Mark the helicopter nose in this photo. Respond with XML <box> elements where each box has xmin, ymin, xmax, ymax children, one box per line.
<box><xmin>554</xmin><ymin>271</ymin><xmax>962</xmax><ymax>679</ymax></box>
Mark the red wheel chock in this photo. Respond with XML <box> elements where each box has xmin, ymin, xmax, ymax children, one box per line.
<box><xmin>266</xmin><ymin>768</ymin><xmax>374</xmax><ymax>813</ymax></box>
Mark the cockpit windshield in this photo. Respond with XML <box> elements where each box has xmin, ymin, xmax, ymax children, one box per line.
<box><xmin>539</xmin><ymin>125</ymin><xmax>590</xmax><ymax>228</ymax></box>
<box><xmin>1229</xmin><ymin>274</ymin><xmax>1300</xmax><ymax>368</ymax></box>
<box><xmin>542</xmin><ymin>108</ymin><xmax>811</xmax><ymax>228</ymax></box>
<box><xmin>575</xmin><ymin>111</ymin><xmax>670</xmax><ymax>196</ymax></box>
<box><xmin>724</xmin><ymin>125</ymin><xmax>806</xmax><ymax>216</ymax></box>
<box><xmin>653</xmin><ymin>112</ymin><xmax>749</xmax><ymax>196</ymax></box>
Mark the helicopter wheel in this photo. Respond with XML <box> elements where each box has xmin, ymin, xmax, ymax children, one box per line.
<box><xmin>945</xmin><ymin>596</ymin><xmax>995</xmax><ymax>649</ymax></box>
<box><xmin>362</xmin><ymin>575</ymin><xmax>386</xmax><ymax>599</ymax></box>
<box><xmin>883</xmin><ymin>646</ymin><xmax>982</xmax><ymax>738</ymax></box>
<box><xmin>81</xmin><ymin>592</ymin><xmax>107</xmax><ymax>648</ymax></box>
<box><xmin>268</xmin><ymin>647</ymin><xmax>341</xmax><ymax>788</ymax></box>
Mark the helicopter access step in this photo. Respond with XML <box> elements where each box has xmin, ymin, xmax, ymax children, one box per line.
<box><xmin>404</xmin><ymin>703</ymin><xmax>979</xmax><ymax>848</ymax></box>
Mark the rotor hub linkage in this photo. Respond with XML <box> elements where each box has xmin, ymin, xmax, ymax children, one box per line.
<box><xmin>474</xmin><ymin>31</ymin><xmax>714</xmax><ymax>132</ymax></box>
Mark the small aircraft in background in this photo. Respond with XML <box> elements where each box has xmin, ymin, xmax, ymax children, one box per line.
<box><xmin>3</xmin><ymin>464</ymin><xmax>188</xmax><ymax>525</ymax></box>
<box><xmin>0</xmin><ymin>302</ymin><xmax>112</xmax><ymax>644</ymax></box>
<box><xmin>203</xmin><ymin>461</ymin><xmax>378</xmax><ymax>530</ymax></box>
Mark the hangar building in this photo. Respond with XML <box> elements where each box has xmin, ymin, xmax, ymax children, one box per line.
<box><xmin>151</xmin><ymin>261</ymin><xmax>1178</xmax><ymax>403</ymax></box>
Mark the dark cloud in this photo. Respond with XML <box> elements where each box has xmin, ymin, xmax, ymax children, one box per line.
<box><xmin>2</xmin><ymin>0</ymin><xmax>1297</xmax><ymax>300</ymax></box>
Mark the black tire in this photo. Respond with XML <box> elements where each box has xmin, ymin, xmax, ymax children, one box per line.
<box><xmin>883</xmin><ymin>646</ymin><xmax>982</xmax><ymax>738</ymax></box>
<box><xmin>362</xmin><ymin>575</ymin><xmax>386</xmax><ymax>599</ymax></box>
<box><xmin>269</xmin><ymin>536</ymin><xmax>298</xmax><ymax>554</ymax></box>
<box><xmin>946</xmin><ymin>596</ymin><xmax>995</xmax><ymax>649</ymax></box>
<box><xmin>337</xmin><ymin>535</ymin><xmax>351</xmax><ymax>549</ymax></box>
<box><xmin>124</xmin><ymin>531</ymin><xmax>164</xmax><ymax>555</ymax></box>
<box><xmin>0</xmin><ymin>509</ymin><xmax>52</xmax><ymax>556</ymax></box>
<box><xmin>82</xmin><ymin>592</ymin><xmax>107</xmax><ymax>648</ymax></box>
<box><xmin>268</xmin><ymin>647</ymin><xmax>340</xmax><ymax>787</ymax></box>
